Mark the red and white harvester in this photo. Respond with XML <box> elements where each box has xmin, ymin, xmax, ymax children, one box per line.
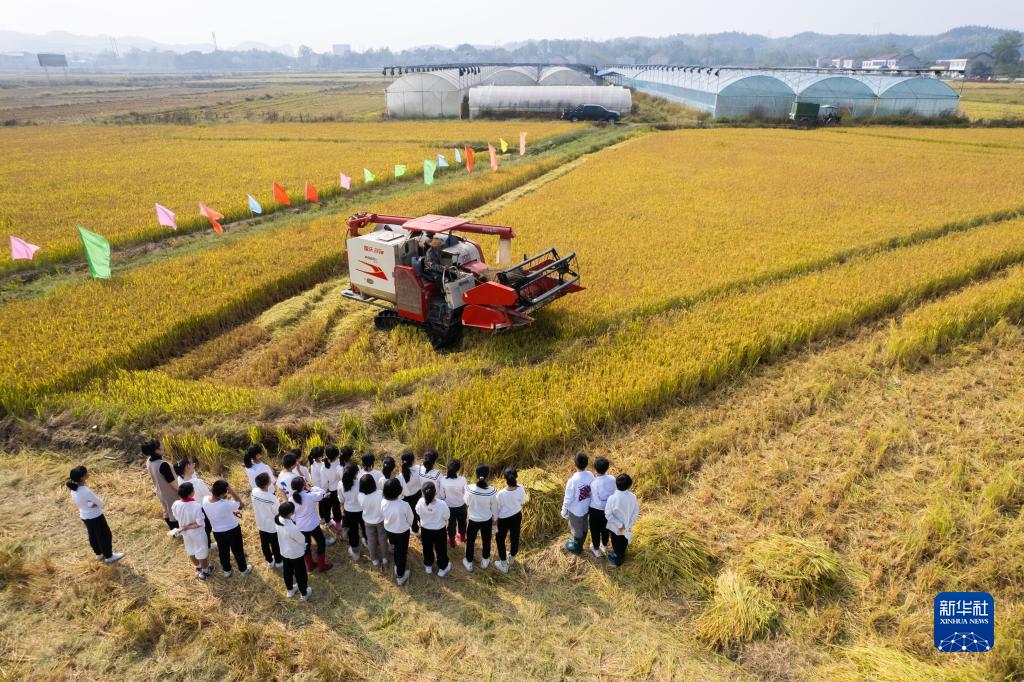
<box><xmin>342</xmin><ymin>213</ymin><xmax>583</xmax><ymax>348</ymax></box>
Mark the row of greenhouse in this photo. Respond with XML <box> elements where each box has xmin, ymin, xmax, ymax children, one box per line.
<box><xmin>599</xmin><ymin>67</ymin><xmax>960</xmax><ymax>119</ymax></box>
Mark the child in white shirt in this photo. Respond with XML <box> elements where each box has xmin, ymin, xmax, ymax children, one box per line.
<box><xmin>381</xmin><ymin>478</ymin><xmax>414</xmax><ymax>586</ymax></box>
<box><xmin>399</xmin><ymin>451</ymin><xmax>423</xmax><ymax>534</ymax></box>
<box><xmin>202</xmin><ymin>479</ymin><xmax>251</xmax><ymax>577</ymax></box>
<box><xmin>67</xmin><ymin>465</ymin><xmax>124</xmax><ymax>564</ymax></box>
<box><xmin>604</xmin><ymin>474</ymin><xmax>640</xmax><ymax>567</ymax></box>
<box><xmin>415</xmin><ymin>482</ymin><xmax>451</xmax><ymax>576</ymax></box>
<box><xmin>440</xmin><ymin>459</ymin><xmax>468</xmax><ymax>547</ymax></box>
<box><xmin>290</xmin><ymin>476</ymin><xmax>333</xmax><ymax>574</ymax></box>
<box><xmin>463</xmin><ymin>464</ymin><xmax>498</xmax><ymax>572</ymax></box>
<box><xmin>495</xmin><ymin>467</ymin><xmax>527</xmax><ymax>573</ymax></box>
<box><xmin>360</xmin><ymin>452</ymin><xmax>385</xmax><ymax>490</ymax></box>
<box><xmin>323</xmin><ymin>445</ymin><xmax>344</xmax><ymax>531</ymax></box>
<box><xmin>588</xmin><ymin>457</ymin><xmax>617</xmax><ymax>557</ymax></box>
<box><xmin>358</xmin><ymin>473</ymin><xmax>389</xmax><ymax>568</ymax></box>
<box><xmin>275</xmin><ymin>502</ymin><xmax>312</xmax><ymax>600</ymax></box>
<box><xmin>174</xmin><ymin>459</ymin><xmax>213</xmax><ymax>550</ymax></box>
<box><xmin>560</xmin><ymin>452</ymin><xmax>595</xmax><ymax>556</ymax></box>
<box><xmin>243</xmin><ymin>444</ymin><xmax>276</xmax><ymax>490</ymax></box>
<box><xmin>339</xmin><ymin>463</ymin><xmax>363</xmax><ymax>560</ymax></box>
<box><xmin>172</xmin><ymin>482</ymin><xmax>212</xmax><ymax>580</ymax></box>
<box><xmin>251</xmin><ymin>472</ymin><xmax>283</xmax><ymax>568</ymax></box>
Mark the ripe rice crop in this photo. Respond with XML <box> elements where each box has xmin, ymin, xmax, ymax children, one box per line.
<box><xmin>479</xmin><ymin>128</ymin><xmax>1024</xmax><ymax>327</ymax></box>
<box><xmin>885</xmin><ymin>262</ymin><xmax>1024</xmax><ymax>367</ymax></box>
<box><xmin>0</xmin><ymin>121</ymin><xmax>570</xmax><ymax>268</ymax></box>
<box><xmin>693</xmin><ymin>571</ymin><xmax>779</xmax><ymax>653</ymax></box>
<box><xmin>412</xmin><ymin>216</ymin><xmax>1024</xmax><ymax>464</ymax></box>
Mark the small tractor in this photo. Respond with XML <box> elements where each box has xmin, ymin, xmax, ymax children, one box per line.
<box><xmin>341</xmin><ymin>213</ymin><xmax>583</xmax><ymax>349</ymax></box>
<box><xmin>789</xmin><ymin>101</ymin><xmax>842</xmax><ymax>129</ymax></box>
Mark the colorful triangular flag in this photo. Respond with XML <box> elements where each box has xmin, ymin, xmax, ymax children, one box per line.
<box><xmin>437</xmin><ymin>154</ymin><xmax>449</xmax><ymax>168</ymax></box>
<box><xmin>340</xmin><ymin>171</ymin><xmax>351</xmax><ymax>190</ymax></box>
<box><xmin>305</xmin><ymin>182</ymin><xmax>318</xmax><ymax>202</ymax></box>
<box><xmin>9</xmin><ymin>236</ymin><xmax>40</xmax><ymax>261</ymax></box>
<box><xmin>155</xmin><ymin>203</ymin><xmax>177</xmax><ymax>230</ymax></box>
<box><xmin>424</xmin><ymin>159</ymin><xmax>438</xmax><ymax>186</ymax></box>
<box><xmin>394</xmin><ymin>164</ymin><xmax>407</xmax><ymax>178</ymax></box>
<box><xmin>273</xmin><ymin>182</ymin><xmax>291</xmax><ymax>206</ymax></box>
<box><xmin>465</xmin><ymin>147</ymin><xmax>474</xmax><ymax>173</ymax></box>
<box><xmin>488</xmin><ymin>143</ymin><xmax>498</xmax><ymax>171</ymax></box>
<box><xmin>499</xmin><ymin>138</ymin><xmax>508</xmax><ymax>153</ymax></box>
<box><xmin>364</xmin><ymin>168</ymin><xmax>375</xmax><ymax>183</ymax></box>
<box><xmin>519</xmin><ymin>131</ymin><xmax>527</xmax><ymax>156</ymax></box>
<box><xmin>454</xmin><ymin>147</ymin><xmax>462</xmax><ymax>164</ymax></box>
<box><xmin>77</xmin><ymin>226</ymin><xmax>111</xmax><ymax>279</ymax></box>
<box><xmin>247</xmin><ymin>194</ymin><xmax>263</xmax><ymax>214</ymax></box>
<box><xmin>199</xmin><ymin>202</ymin><xmax>225</xmax><ymax>234</ymax></box>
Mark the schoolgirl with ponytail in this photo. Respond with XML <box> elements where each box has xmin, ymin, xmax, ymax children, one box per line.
<box><xmin>275</xmin><ymin>502</ymin><xmax>312</xmax><ymax>600</ymax></box>
<box><xmin>415</xmin><ymin>482</ymin><xmax>451</xmax><ymax>577</ymax></box>
<box><xmin>339</xmin><ymin>463</ymin><xmax>363</xmax><ymax>560</ymax></box>
<box><xmin>462</xmin><ymin>464</ymin><xmax>498</xmax><ymax>572</ymax></box>
<box><xmin>67</xmin><ymin>466</ymin><xmax>124</xmax><ymax>564</ymax></box>
<box><xmin>440</xmin><ymin>458</ymin><xmax>468</xmax><ymax>546</ymax></box>
<box><xmin>323</xmin><ymin>445</ymin><xmax>344</xmax><ymax>531</ymax></box>
<box><xmin>290</xmin><ymin>476</ymin><xmax>333</xmax><ymax>574</ymax></box>
<box><xmin>243</xmin><ymin>444</ymin><xmax>276</xmax><ymax>490</ymax></box>
<box><xmin>399</xmin><ymin>451</ymin><xmax>423</xmax><ymax>534</ymax></box>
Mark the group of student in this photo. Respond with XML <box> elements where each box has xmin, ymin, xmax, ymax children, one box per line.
<box><xmin>66</xmin><ymin>439</ymin><xmax>639</xmax><ymax>601</ymax></box>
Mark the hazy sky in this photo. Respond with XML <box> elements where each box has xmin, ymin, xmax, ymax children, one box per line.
<box><xmin>6</xmin><ymin>0</ymin><xmax>1022</xmax><ymax>51</ymax></box>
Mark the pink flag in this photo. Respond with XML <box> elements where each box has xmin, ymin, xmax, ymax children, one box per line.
<box><xmin>340</xmin><ymin>171</ymin><xmax>351</xmax><ymax>190</ymax></box>
<box><xmin>155</xmin><ymin>203</ymin><xmax>177</xmax><ymax>230</ymax></box>
<box><xmin>9</xmin><ymin>236</ymin><xmax>40</xmax><ymax>260</ymax></box>
<box><xmin>519</xmin><ymin>131</ymin><xmax>527</xmax><ymax>156</ymax></box>
<box><xmin>488</xmin><ymin>143</ymin><xmax>498</xmax><ymax>171</ymax></box>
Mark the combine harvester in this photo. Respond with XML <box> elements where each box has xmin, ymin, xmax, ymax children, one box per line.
<box><xmin>342</xmin><ymin>213</ymin><xmax>583</xmax><ymax>348</ymax></box>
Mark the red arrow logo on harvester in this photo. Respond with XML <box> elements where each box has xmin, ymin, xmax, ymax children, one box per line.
<box><xmin>357</xmin><ymin>261</ymin><xmax>388</xmax><ymax>280</ymax></box>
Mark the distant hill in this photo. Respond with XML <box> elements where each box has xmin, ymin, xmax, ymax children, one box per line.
<box><xmin>0</xmin><ymin>26</ymin><xmax>1015</xmax><ymax>71</ymax></box>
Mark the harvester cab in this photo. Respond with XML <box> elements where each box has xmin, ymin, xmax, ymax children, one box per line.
<box><xmin>341</xmin><ymin>212</ymin><xmax>583</xmax><ymax>349</ymax></box>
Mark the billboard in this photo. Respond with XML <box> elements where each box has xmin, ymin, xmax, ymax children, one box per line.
<box><xmin>37</xmin><ymin>53</ymin><xmax>68</xmax><ymax>68</ymax></box>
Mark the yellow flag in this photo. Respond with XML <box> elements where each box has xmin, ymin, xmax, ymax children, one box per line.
<box><xmin>499</xmin><ymin>138</ymin><xmax>508</xmax><ymax>153</ymax></box>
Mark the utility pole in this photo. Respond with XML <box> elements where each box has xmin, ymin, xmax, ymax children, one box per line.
<box><xmin>211</xmin><ymin>31</ymin><xmax>218</xmax><ymax>51</ymax></box>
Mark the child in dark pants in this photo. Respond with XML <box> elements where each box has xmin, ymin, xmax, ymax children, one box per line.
<box><xmin>339</xmin><ymin>463</ymin><xmax>363</xmax><ymax>561</ymax></box>
<box><xmin>67</xmin><ymin>465</ymin><xmax>125</xmax><ymax>564</ymax></box>
<box><xmin>604</xmin><ymin>473</ymin><xmax>639</xmax><ymax>567</ymax></box>
<box><xmin>415</xmin><ymin>482</ymin><xmax>451</xmax><ymax>576</ymax></box>
<box><xmin>441</xmin><ymin>459</ymin><xmax>468</xmax><ymax>547</ymax></box>
<box><xmin>275</xmin><ymin>502</ymin><xmax>312</xmax><ymax>600</ymax></box>
<box><xmin>588</xmin><ymin>457</ymin><xmax>616</xmax><ymax>557</ymax></box>
<box><xmin>251</xmin><ymin>472</ymin><xmax>283</xmax><ymax>568</ymax></box>
<box><xmin>381</xmin><ymin>478</ymin><xmax>414</xmax><ymax>586</ymax></box>
<box><xmin>202</xmin><ymin>479</ymin><xmax>251</xmax><ymax>577</ymax></box>
<box><xmin>495</xmin><ymin>467</ymin><xmax>526</xmax><ymax>574</ymax></box>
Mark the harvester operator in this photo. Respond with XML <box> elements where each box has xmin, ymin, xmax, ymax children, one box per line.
<box><xmin>423</xmin><ymin>237</ymin><xmax>446</xmax><ymax>282</ymax></box>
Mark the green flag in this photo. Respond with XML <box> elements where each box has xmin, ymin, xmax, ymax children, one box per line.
<box><xmin>394</xmin><ymin>164</ymin><xmax>407</xmax><ymax>178</ymax></box>
<box><xmin>364</xmin><ymin>168</ymin><xmax>375</xmax><ymax>183</ymax></box>
<box><xmin>423</xmin><ymin>159</ymin><xmax>438</xmax><ymax>186</ymax></box>
<box><xmin>77</xmin><ymin>226</ymin><xmax>111</xmax><ymax>279</ymax></box>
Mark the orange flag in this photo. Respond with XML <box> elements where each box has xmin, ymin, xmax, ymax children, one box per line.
<box><xmin>273</xmin><ymin>182</ymin><xmax>291</xmax><ymax>205</ymax></box>
<box><xmin>305</xmin><ymin>181</ymin><xmax>318</xmax><ymax>202</ymax></box>
<box><xmin>465</xmin><ymin>146</ymin><xmax>474</xmax><ymax>173</ymax></box>
<box><xmin>199</xmin><ymin>202</ymin><xmax>224</xmax><ymax>234</ymax></box>
<box><xmin>488</xmin><ymin>143</ymin><xmax>498</xmax><ymax>171</ymax></box>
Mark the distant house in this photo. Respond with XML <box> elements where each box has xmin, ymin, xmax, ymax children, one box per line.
<box><xmin>861</xmin><ymin>52</ymin><xmax>922</xmax><ymax>70</ymax></box>
<box><xmin>828</xmin><ymin>56</ymin><xmax>859</xmax><ymax>69</ymax></box>
<box><xmin>932</xmin><ymin>52</ymin><xmax>994</xmax><ymax>78</ymax></box>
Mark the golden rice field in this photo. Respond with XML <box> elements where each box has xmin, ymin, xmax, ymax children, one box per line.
<box><xmin>4</xmin><ymin>115</ymin><xmax>1024</xmax><ymax>681</ymax></box>
<box><xmin>0</xmin><ymin>120</ymin><xmax>572</xmax><ymax>267</ymax></box>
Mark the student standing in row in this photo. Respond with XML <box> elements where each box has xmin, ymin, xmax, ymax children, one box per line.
<box><xmin>67</xmin><ymin>466</ymin><xmax>125</xmax><ymax>564</ymax></box>
<box><xmin>290</xmin><ymin>477</ymin><xmax>333</xmax><ymax>573</ymax></box>
<box><xmin>143</xmin><ymin>439</ymin><xmax>179</xmax><ymax>535</ymax></box>
<box><xmin>560</xmin><ymin>452</ymin><xmax>594</xmax><ymax>556</ymax></box>
<box><xmin>399</xmin><ymin>451</ymin><xmax>423</xmax><ymax>534</ymax></box>
<box><xmin>381</xmin><ymin>478</ymin><xmax>414</xmax><ymax>586</ymax></box>
<box><xmin>415</xmin><ymin>482</ymin><xmax>451</xmax><ymax>576</ymax></box>
<box><xmin>339</xmin><ymin>463</ymin><xmax>363</xmax><ymax>561</ymax></box>
<box><xmin>381</xmin><ymin>456</ymin><xmax>397</xmax><ymax>486</ymax></box>
<box><xmin>417</xmin><ymin>450</ymin><xmax>443</xmax><ymax>490</ymax></box>
<box><xmin>323</xmin><ymin>446</ymin><xmax>344</xmax><ymax>531</ymax></box>
<box><xmin>604</xmin><ymin>474</ymin><xmax>639</xmax><ymax>567</ymax></box>
<box><xmin>441</xmin><ymin>459</ymin><xmax>467</xmax><ymax>547</ymax></box>
<box><xmin>588</xmin><ymin>457</ymin><xmax>616</xmax><ymax>558</ymax></box>
<box><xmin>251</xmin><ymin>472</ymin><xmax>283</xmax><ymax>569</ymax></box>
<box><xmin>243</xmin><ymin>445</ymin><xmax>276</xmax><ymax>490</ymax></box>
<box><xmin>494</xmin><ymin>467</ymin><xmax>525</xmax><ymax>574</ymax></box>
<box><xmin>202</xmin><ymin>480</ymin><xmax>251</xmax><ymax>577</ymax></box>
<box><xmin>358</xmin><ymin>474</ymin><xmax>389</xmax><ymax>568</ymax></box>
<box><xmin>277</xmin><ymin>452</ymin><xmax>302</xmax><ymax>499</ymax></box>
<box><xmin>275</xmin><ymin>502</ymin><xmax>313</xmax><ymax>600</ymax></box>
<box><xmin>463</xmin><ymin>464</ymin><xmax>498</xmax><ymax>572</ymax></box>
<box><xmin>171</xmin><ymin>483</ymin><xmax>212</xmax><ymax>580</ymax></box>
<box><xmin>309</xmin><ymin>447</ymin><xmax>329</xmax><ymax>526</ymax></box>
<box><xmin>174</xmin><ymin>459</ymin><xmax>213</xmax><ymax>550</ymax></box>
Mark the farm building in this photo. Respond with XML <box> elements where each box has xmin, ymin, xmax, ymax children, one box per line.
<box><xmin>482</xmin><ymin>66</ymin><xmax>540</xmax><ymax>85</ymax></box>
<box><xmin>599</xmin><ymin>67</ymin><xmax>960</xmax><ymax>119</ymax></box>
<box><xmin>468</xmin><ymin>85</ymin><xmax>631</xmax><ymax>119</ymax></box>
<box><xmin>537</xmin><ymin>66</ymin><xmax>595</xmax><ymax>86</ymax></box>
<box><xmin>385</xmin><ymin>68</ymin><xmax>498</xmax><ymax>118</ymax></box>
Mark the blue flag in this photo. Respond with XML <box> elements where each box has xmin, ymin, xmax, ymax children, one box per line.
<box><xmin>454</xmin><ymin>148</ymin><xmax>462</xmax><ymax>164</ymax></box>
<box><xmin>437</xmin><ymin>154</ymin><xmax>449</xmax><ymax>168</ymax></box>
<box><xmin>247</xmin><ymin>194</ymin><xmax>263</xmax><ymax>214</ymax></box>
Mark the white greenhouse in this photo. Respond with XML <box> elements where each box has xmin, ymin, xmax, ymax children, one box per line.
<box><xmin>468</xmin><ymin>85</ymin><xmax>631</xmax><ymax>118</ymax></box>
<box><xmin>537</xmin><ymin>66</ymin><xmax>595</xmax><ymax>86</ymax></box>
<box><xmin>385</xmin><ymin>68</ymin><xmax>498</xmax><ymax>118</ymax></box>
<box><xmin>482</xmin><ymin>66</ymin><xmax>539</xmax><ymax>86</ymax></box>
<box><xmin>600</xmin><ymin>66</ymin><xmax>960</xmax><ymax>119</ymax></box>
